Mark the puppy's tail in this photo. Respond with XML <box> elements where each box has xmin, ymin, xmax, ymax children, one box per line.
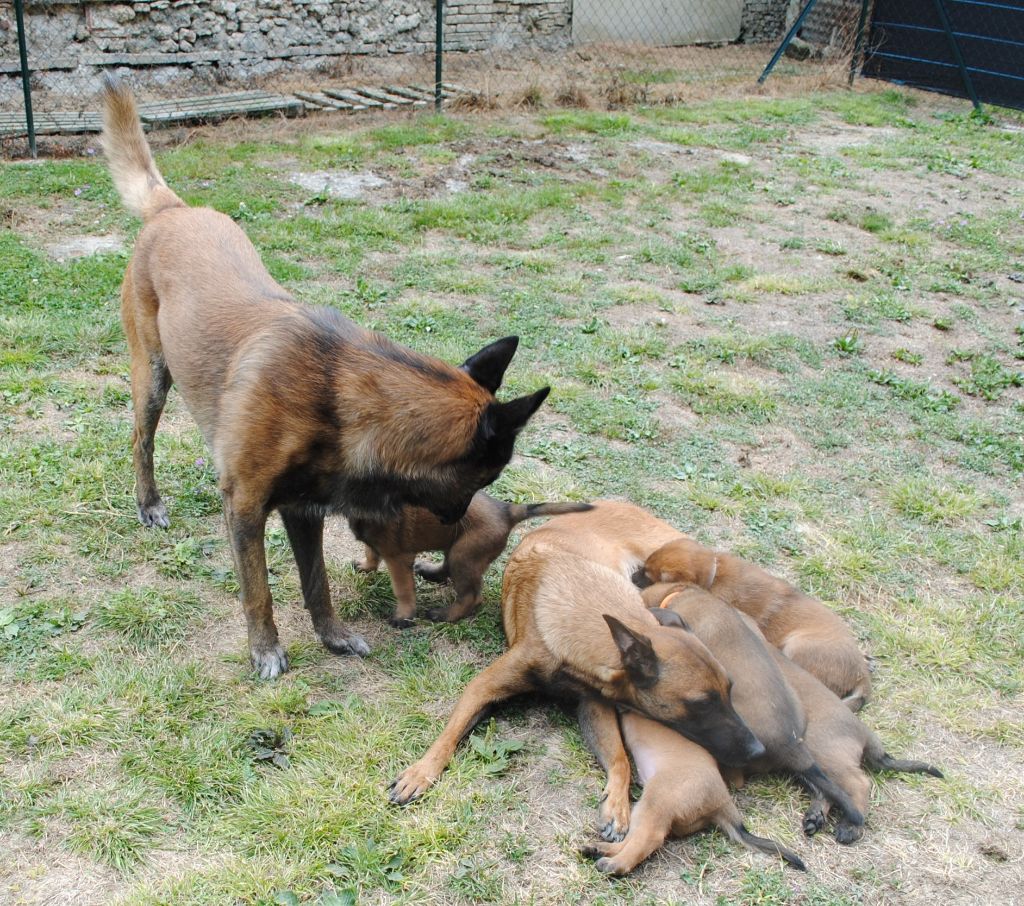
<box><xmin>100</xmin><ymin>74</ymin><xmax>184</xmax><ymax>221</ymax></box>
<box><xmin>720</xmin><ymin>818</ymin><xmax>806</xmax><ymax>871</ymax></box>
<box><xmin>506</xmin><ymin>501</ymin><xmax>594</xmax><ymax>528</ymax></box>
<box><xmin>864</xmin><ymin>731</ymin><xmax>943</xmax><ymax>778</ymax></box>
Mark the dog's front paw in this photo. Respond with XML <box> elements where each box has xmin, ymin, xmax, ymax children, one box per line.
<box><xmin>137</xmin><ymin>500</ymin><xmax>170</xmax><ymax>529</ymax></box>
<box><xmin>320</xmin><ymin>626</ymin><xmax>370</xmax><ymax>657</ymax></box>
<box><xmin>388</xmin><ymin>762</ymin><xmax>437</xmax><ymax>805</ymax></box>
<box><xmin>251</xmin><ymin>643</ymin><xmax>289</xmax><ymax>680</ymax></box>
<box><xmin>594</xmin><ymin>857</ymin><xmax>626</xmax><ymax>876</ymax></box>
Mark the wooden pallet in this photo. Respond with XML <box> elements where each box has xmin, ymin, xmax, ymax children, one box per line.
<box><xmin>0</xmin><ymin>109</ymin><xmax>103</xmax><ymax>137</ymax></box>
<box><xmin>0</xmin><ymin>83</ymin><xmax>474</xmax><ymax>138</ymax></box>
<box><xmin>138</xmin><ymin>91</ymin><xmax>304</xmax><ymax>125</ymax></box>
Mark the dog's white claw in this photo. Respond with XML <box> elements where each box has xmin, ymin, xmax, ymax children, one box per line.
<box><xmin>252</xmin><ymin>644</ymin><xmax>289</xmax><ymax>680</ymax></box>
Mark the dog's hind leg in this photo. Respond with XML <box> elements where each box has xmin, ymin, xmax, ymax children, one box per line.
<box><xmin>578</xmin><ymin>697</ymin><xmax>631</xmax><ymax>842</ymax></box>
<box><xmin>389</xmin><ymin>644</ymin><xmax>537</xmax><ymax>805</ymax></box>
<box><xmin>281</xmin><ymin>507</ymin><xmax>370</xmax><ymax>657</ymax></box>
<box><xmin>121</xmin><ymin>270</ymin><xmax>172</xmax><ymax>528</ymax></box>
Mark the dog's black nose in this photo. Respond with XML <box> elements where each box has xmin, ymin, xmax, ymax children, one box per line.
<box><xmin>745</xmin><ymin>736</ymin><xmax>767</xmax><ymax>761</ymax></box>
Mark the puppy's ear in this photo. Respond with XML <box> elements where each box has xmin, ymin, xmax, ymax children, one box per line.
<box><xmin>493</xmin><ymin>386</ymin><xmax>550</xmax><ymax>436</ymax></box>
<box><xmin>461</xmin><ymin>336</ymin><xmax>519</xmax><ymax>394</ymax></box>
<box><xmin>648</xmin><ymin>607</ymin><xmax>691</xmax><ymax>632</ymax></box>
<box><xmin>603</xmin><ymin>615</ymin><xmax>659</xmax><ymax>688</ymax></box>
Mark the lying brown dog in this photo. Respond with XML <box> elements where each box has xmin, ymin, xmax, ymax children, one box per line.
<box><xmin>101</xmin><ymin>78</ymin><xmax>548</xmax><ymax>679</ymax></box>
<box><xmin>579</xmin><ymin>706</ymin><xmax>806</xmax><ymax>875</ymax></box>
<box><xmin>645</xmin><ymin>538</ymin><xmax>872</xmax><ymax>710</ymax></box>
<box><xmin>349</xmin><ymin>496</ymin><xmax>592</xmax><ymax>627</ymax></box>
<box><xmin>773</xmin><ymin>650</ymin><xmax>942</xmax><ymax>843</ymax></box>
<box><xmin>640</xmin><ymin>582</ymin><xmax>864</xmax><ymax>835</ymax></box>
<box><xmin>388</xmin><ymin>542</ymin><xmax>764</xmax><ymax>805</ymax></box>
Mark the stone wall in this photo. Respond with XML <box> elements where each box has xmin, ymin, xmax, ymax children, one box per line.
<box><xmin>0</xmin><ymin>0</ymin><xmax>572</xmax><ymax>101</ymax></box>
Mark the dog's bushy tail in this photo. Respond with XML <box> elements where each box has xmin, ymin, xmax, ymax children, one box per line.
<box><xmin>100</xmin><ymin>75</ymin><xmax>183</xmax><ymax>221</ymax></box>
<box><xmin>721</xmin><ymin>819</ymin><xmax>806</xmax><ymax>871</ymax></box>
<box><xmin>864</xmin><ymin>732</ymin><xmax>943</xmax><ymax>778</ymax></box>
<box><xmin>506</xmin><ymin>501</ymin><xmax>594</xmax><ymax>527</ymax></box>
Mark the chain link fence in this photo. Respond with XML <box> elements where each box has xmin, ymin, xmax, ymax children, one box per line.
<box><xmin>6</xmin><ymin>0</ymin><xmax>1006</xmax><ymax>156</ymax></box>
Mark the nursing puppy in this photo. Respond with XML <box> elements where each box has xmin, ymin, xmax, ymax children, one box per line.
<box><xmin>645</xmin><ymin>538</ymin><xmax>872</xmax><ymax>710</ymax></box>
<box><xmin>579</xmin><ymin>705</ymin><xmax>806</xmax><ymax>875</ymax></box>
<box><xmin>349</xmin><ymin>496</ymin><xmax>592</xmax><ymax>627</ymax></box>
<box><xmin>773</xmin><ymin>650</ymin><xmax>942</xmax><ymax>844</ymax></box>
<box><xmin>388</xmin><ymin>543</ymin><xmax>764</xmax><ymax>806</ymax></box>
<box><xmin>641</xmin><ymin>583</ymin><xmax>864</xmax><ymax>835</ymax></box>
<box><xmin>101</xmin><ymin>77</ymin><xmax>548</xmax><ymax>679</ymax></box>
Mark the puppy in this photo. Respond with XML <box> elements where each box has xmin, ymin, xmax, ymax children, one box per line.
<box><xmin>640</xmin><ymin>582</ymin><xmax>864</xmax><ymax>835</ymax></box>
<box><xmin>348</xmin><ymin>496</ymin><xmax>593</xmax><ymax>627</ymax></box>
<box><xmin>772</xmin><ymin>650</ymin><xmax>943</xmax><ymax>844</ymax></box>
<box><xmin>645</xmin><ymin>538</ymin><xmax>872</xmax><ymax>710</ymax></box>
<box><xmin>388</xmin><ymin>543</ymin><xmax>764</xmax><ymax>806</ymax></box>
<box><xmin>579</xmin><ymin>705</ymin><xmax>806</xmax><ymax>875</ymax></box>
<box><xmin>101</xmin><ymin>78</ymin><xmax>548</xmax><ymax>679</ymax></box>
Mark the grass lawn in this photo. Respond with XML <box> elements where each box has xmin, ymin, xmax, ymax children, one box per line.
<box><xmin>1</xmin><ymin>85</ymin><xmax>1022</xmax><ymax>905</ymax></box>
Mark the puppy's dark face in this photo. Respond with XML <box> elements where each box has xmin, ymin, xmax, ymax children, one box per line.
<box><xmin>604</xmin><ymin>615</ymin><xmax>765</xmax><ymax>768</ymax></box>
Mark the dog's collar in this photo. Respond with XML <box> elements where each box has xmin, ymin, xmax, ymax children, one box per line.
<box><xmin>658</xmin><ymin>591</ymin><xmax>685</xmax><ymax>609</ymax></box>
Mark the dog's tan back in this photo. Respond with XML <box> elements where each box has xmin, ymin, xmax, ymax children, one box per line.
<box><xmin>646</xmin><ymin>537</ymin><xmax>871</xmax><ymax>709</ymax></box>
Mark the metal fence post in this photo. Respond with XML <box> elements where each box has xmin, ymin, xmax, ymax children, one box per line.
<box><xmin>13</xmin><ymin>0</ymin><xmax>37</xmax><ymax>158</ymax></box>
<box><xmin>758</xmin><ymin>0</ymin><xmax>822</xmax><ymax>84</ymax></box>
<box><xmin>434</xmin><ymin>0</ymin><xmax>444</xmax><ymax>112</ymax></box>
<box><xmin>933</xmin><ymin>0</ymin><xmax>982</xmax><ymax>112</ymax></box>
<box><xmin>848</xmin><ymin>0</ymin><xmax>871</xmax><ymax>86</ymax></box>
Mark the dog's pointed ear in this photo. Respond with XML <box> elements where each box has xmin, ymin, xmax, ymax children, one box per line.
<box><xmin>493</xmin><ymin>386</ymin><xmax>550</xmax><ymax>435</ymax></box>
<box><xmin>461</xmin><ymin>336</ymin><xmax>519</xmax><ymax>394</ymax></box>
<box><xmin>648</xmin><ymin>607</ymin><xmax>691</xmax><ymax>632</ymax></box>
<box><xmin>603</xmin><ymin>614</ymin><xmax>659</xmax><ymax>688</ymax></box>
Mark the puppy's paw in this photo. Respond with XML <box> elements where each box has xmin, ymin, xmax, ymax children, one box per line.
<box><xmin>594</xmin><ymin>857</ymin><xmax>626</xmax><ymax>876</ymax></box>
<box><xmin>834</xmin><ymin>820</ymin><xmax>864</xmax><ymax>845</ymax></box>
<box><xmin>388</xmin><ymin>616</ymin><xmax>416</xmax><ymax>630</ymax></box>
<box><xmin>388</xmin><ymin>762</ymin><xmax>437</xmax><ymax>805</ymax></box>
<box><xmin>137</xmin><ymin>501</ymin><xmax>170</xmax><ymax>529</ymax></box>
<box><xmin>580</xmin><ymin>843</ymin><xmax>610</xmax><ymax>860</ymax></box>
<box><xmin>350</xmin><ymin>558</ymin><xmax>377</xmax><ymax>574</ymax></box>
<box><xmin>251</xmin><ymin>643</ymin><xmax>288</xmax><ymax>680</ymax></box>
<box><xmin>802</xmin><ymin>805</ymin><xmax>827</xmax><ymax>837</ymax></box>
<box><xmin>598</xmin><ymin>791</ymin><xmax>630</xmax><ymax>842</ymax></box>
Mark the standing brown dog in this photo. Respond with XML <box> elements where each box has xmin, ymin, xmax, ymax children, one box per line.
<box><xmin>101</xmin><ymin>78</ymin><xmax>549</xmax><ymax>678</ymax></box>
<box><xmin>348</xmin><ymin>496</ymin><xmax>593</xmax><ymax>627</ymax></box>
<box><xmin>645</xmin><ymin>538</ymin><xmax>872</xmax><ymax>710</ymax></box>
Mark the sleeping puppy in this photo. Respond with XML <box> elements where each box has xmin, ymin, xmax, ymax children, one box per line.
<box><xmin>645</xmin><ymin>538</ymin><xmax>871</xmax><ymax>710</ymax></box>
<box><xmin>579</xmin><ymin>702</ymin><xmax>805</xmax><ymax>875</ymax></box>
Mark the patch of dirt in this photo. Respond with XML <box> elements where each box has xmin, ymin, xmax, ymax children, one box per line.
<box><xmin>0</xmin><ymin>832</ymin><xmax>121</xmax><ymax>906</ymax></box>
<box><xmin>45</xmin><ymin>235</ymin><xmax>124</xmax><ymax>261</ymax></box>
